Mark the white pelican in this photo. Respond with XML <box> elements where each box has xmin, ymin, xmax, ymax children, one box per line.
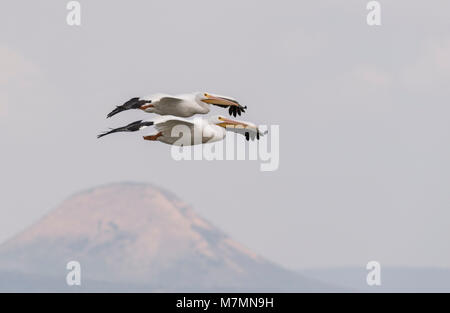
<box><xmin>97</xmin><ymin>115</ymin><xmax>265</xmax><ymax>146</ymax></box>
<box><xmin>106</xmin><ymin>92</ymin><xmax>247</xmax><ymax>118</ymax></box>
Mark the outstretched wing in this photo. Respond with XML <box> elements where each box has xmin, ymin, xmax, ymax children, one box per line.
<box><xmin>153</xmin><ymin>116</ymin><xmax>196</xmax><ymax>137</ymax></box>
<box><xmin>158</xmin><ymin>96</ymin><xmax>185</xmax><ymax>106</ymax></box>
<box><xmin>153</xmin><ymin>96</ymin><xmax>196</xmax><ymax>116</ymax></box>
<box><xmin>106</xmin><ymin>93</ymin><xmax>181</xmax><ymax>118</ymax></box>
<box><xmin>97</xmin><ymin>120</ymin><xmax>154</xmax><ymax>138</ymax></box>
<box><xmin>107</xmin><ymin>97</ymin><xmax>152</xmax><ymax>118</ymax></box>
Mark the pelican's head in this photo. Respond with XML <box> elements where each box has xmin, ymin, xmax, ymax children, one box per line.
<box><xmin>198</xmin><ymin>92</ymin><xmax>247</xmax><ymax>117</ymax></box>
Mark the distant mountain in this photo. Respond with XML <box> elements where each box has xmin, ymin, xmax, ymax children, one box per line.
<box><xmin>301</xmin><ymin>267</ymin><xmax>450</xmax><ymax>292</ymax></box>
<box><xmin>0</xmin><ymin>183</ymin><xmax>335</xmax><ymax>292</ymax></box>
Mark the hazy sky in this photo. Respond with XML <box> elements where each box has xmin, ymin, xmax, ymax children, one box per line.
<box><xmin>1</xmin><ymin>0</ymin><xmax>450</xmax><ymax>270</ymax></box>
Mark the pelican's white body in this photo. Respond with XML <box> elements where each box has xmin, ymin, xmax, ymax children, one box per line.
<box><xmin>141</xmin><ymin>93</ymin><xmax>210</xmax><ymax>117</ymax></box>
<box><xmin>152</xmin><ymin>116</ymin><xmax>226</xmax><ymax>146</ymax></box>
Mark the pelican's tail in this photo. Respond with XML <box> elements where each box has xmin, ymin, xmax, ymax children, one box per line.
<box><xmin>97</xmin><ymin>120</ymin><xmax>154</xmax><ymax>138</ymax></box>
<box><xmin>107</xmin><ymin>97</ymin><xmax>152</xmax><ymax>118</ymax></box>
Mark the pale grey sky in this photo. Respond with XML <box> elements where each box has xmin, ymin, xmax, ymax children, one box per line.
<box><xmin>1</xmin><ymin>0</ymin><xmax>450</xmax><ymax>270</ymax></box>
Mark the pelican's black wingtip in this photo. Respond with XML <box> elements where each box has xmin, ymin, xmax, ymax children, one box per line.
<box><xmin>106</xmin><ymin>106</ymin><xmax>125</xmax><ymax>119</ymax></box>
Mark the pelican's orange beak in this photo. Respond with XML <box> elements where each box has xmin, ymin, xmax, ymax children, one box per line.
<box><xmin>201</xmin><ymin>94</ymin><xmax>242</xmax><ymax>107</ymax></box>
<box><xmin>216</xmin><ymin>117</ymin><xmax>256</xmax><ymax>130</ymax></box>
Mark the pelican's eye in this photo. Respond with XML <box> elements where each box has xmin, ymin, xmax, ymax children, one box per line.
<box><xmin>204</xmin><ymin>93</ymin><xmax>208</xmax><ymax>97</ymax></box>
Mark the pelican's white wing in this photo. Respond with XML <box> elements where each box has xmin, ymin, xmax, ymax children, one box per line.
<box><xmin>153</xmin><ymin>116</ymin><xmax>197</xmax><ymax>135</ymax></box>
<box><xmin>157</xmin><ymin>96</ymin><xmax>185</xmax><ymax>105</ymax></box>
<box><xmin>151</xmin><ymin>95</ymin><xmax>197</xmax><ymax>117</ymax></box>
<box><xmin>139</xmin><ymin>93</ymin><xmax>168</xmax><ymax>101</ymax></box>
<box><xmin>142</xmin><ymin>94</ymin><xmax>185</xmax><ymax>108</ymax></box>
<box><xmin>153</xmin><ymin>116</ymin><xmax>211</xmax><ymax>146</ymax></box>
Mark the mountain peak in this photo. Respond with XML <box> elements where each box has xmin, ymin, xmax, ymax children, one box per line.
<box><xmin>0</xmin><ymin>183</ymin><xmax>331</xmax><ymax>291</ymax></box>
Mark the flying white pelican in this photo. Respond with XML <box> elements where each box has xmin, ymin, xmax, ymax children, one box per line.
<box><xmin>97</xmin><ymin>115</ymin><xmax>265</xmax><ymax>146</ymax></box>
<box><xmin>106</xmin><ymin>92</ymin><xmax>247</xmax><ymax>118</ymax></box>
